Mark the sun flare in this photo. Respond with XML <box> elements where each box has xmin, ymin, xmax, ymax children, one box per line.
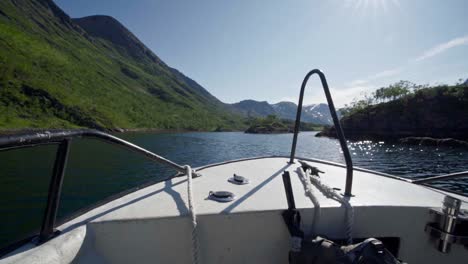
<box><xmin>344</xmin><ymin>0</ymin><xmax>401</xmax><ymax>14</ymax></box>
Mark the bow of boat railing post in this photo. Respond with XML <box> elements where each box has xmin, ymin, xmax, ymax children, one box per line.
<box><xmin>0</xmin><ymin>129</ymin><xmax>188</xmax><ymax>245</ymax></box>
<box><xmin>289</xmin><ymin>69</ymin><xmax>354</xmax><ymax>196</ymax></box>
<box><xmin>38</xmin><ymin>139</ymin><xmax>69</xmax><ymax>243</ymax></box>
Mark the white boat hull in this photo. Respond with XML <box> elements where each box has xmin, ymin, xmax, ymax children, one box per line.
<box><xmin>2</xmin><ymin>157</ymin><xmax>467</xmax><ymax>263</ymax></box>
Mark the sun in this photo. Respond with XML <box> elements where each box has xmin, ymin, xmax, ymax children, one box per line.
<box><xmin>344</xmin><ymin>0</ymin><xmax>401</xmax><ymax>15</ymax></box>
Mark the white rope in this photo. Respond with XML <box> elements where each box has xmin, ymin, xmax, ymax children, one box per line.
<box><xmin>296</xmin><ymin>167</ymin><xmax>321</xmax><ymax>236</ymax></box>
<box><xmin>186</xmin><ymin>165</ymin><xmax>199</xmax><ymax>264</ymax></box>
<box><xmin>306</xmin><ymin>168</ymin><xmax>354</xmax><ymax>245</ymax></box>
<box><xmin>297</xmin><ymin>166</ymin><xmax>354</xmax><ymax>245</ymax></box>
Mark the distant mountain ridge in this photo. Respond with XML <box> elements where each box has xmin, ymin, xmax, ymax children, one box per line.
<box><xmin>230</xmin><ymin>100</ymin><xmax>275</xmax><ymax>117</ymax></box>
<box><xmin>231</xmin><ymin>100</ymin><xmax>333</xmax><ymax>125</ymax></box>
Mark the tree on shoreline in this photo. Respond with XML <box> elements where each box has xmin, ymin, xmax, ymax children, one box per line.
<box><xmin>340</xmin><ymin>79</ymin><xmax>465</xmax><ymax>118</ymax></box>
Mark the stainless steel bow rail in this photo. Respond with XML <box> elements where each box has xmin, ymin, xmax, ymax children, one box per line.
<box><xmin>289</xmin><ymin>69</ymin><xmax>354</xmax><ymax>196</ymax></box>
<box><xmin>0</xmin><ymin>129</ymin><xmax>188</xmax><ymax>248</ymax></box>
<box><xmin>411</xmin><ymin>171</ymin><xmax>468</xmax><ymax>185</ymax></box>
<box><xmin>408</xmin><ymin>170</ymin><xmax>468</xmax><ymax>200</ymax></box>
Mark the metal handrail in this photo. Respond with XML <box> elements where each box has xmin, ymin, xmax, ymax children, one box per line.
<box><xmin>0</xmin><ymin>130</ymin><xmax>187</xmax><ymax>173</ymax></box>
<box><xmin>0</xmin><ymin>129</ymin><xmax>188</xmax><ymax>244</ymax></box>
<box><xmin>411</xmin><ymin>170</ymin><xmax>468</xmax><ymax>184</ymax></box>
<box><xmin>289</xmin><ymin>69</ymin><xmax>354</xmax><ymax>196</ymax></box>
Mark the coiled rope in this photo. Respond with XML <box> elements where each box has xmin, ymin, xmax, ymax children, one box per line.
<box><xmin>185</xmin><ymin>165</ymin><xmax>199</xmax><ymax>264</ymax></box>
<box><xmin>296</xmin><ymin>167</ymin><xmax>321</xmax><ymax>236</ymax></box>
<box><xmin>296</xmin><ymin>165</ymin><xmax>354</xmax><ymax>245</ymax></box>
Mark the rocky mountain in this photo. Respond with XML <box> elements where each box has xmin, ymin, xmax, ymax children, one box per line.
<box><xmin>302</xmin><ymin>103</ymin><xmax>333</xmax><ymax>124</ymax></box>
<box><xmin>231</xmin><ymin>100</ymin><xmax>333</xmax><ymax>125</ymax></box>
<box><xmin>230</xmin><ymin>100</ymin><xmax>275</xmax><ymax>117</ymax></box>
<box><xmin>271</xmin><ymin>101</ymin><xmax>297</xmax><ymax>120</ymax></box>
<box><xmin>0</xmin><ymin>0</ymin><xmax>242</xmax><ymax>131</ymax></box>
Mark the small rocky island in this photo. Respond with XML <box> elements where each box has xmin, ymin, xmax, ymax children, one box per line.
<box><xmin>245</xmin><ymin>115</ymin><xmax>320</xmax><ymax>134</ymax></box>
<box><xmin>317</xmin><ymin>81</ymin><xmax>468</xmax><ymax>147</ymax></box>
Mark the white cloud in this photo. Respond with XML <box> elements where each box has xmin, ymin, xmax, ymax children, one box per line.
<box><xmin>279</xmin><ymin>34</ymin><xmax>468</xmax><ymax>107</ymax></box>
<box><xmin>276</xmin><ymin>96</ymin><xmax>298</xmax><ymax>104</ymax></box>
<box><xmin>345</xmin><ymin>34</ymin><xmax>468</xmax><ymax>93</ymax></box>
<box><xmin>331</xmin><ymin>84</ymin><xmax>376</xmax><ymax>107</ymax></box>
<box><xmin>347</xmin><ymin>68</ymin><xmax>399</xmax><ymax>87</ymax></box>
<box><xmin>343</xmin><ymin>66</ymin><xmax>402</xmax><ymax>94</ymax></box>
<box><xmin>414</xmin><ymin>35</ymin><xmax>468</xmax><ymax>62</ymax></box>
<box><xmin>370</xmin><ymin>67</ymin><xmax>402</xmax><ymax>79</ymax></box>
<box><xmin>298</xmin><ymin>34</ymin><xmax>468</xmax><ymax>108</ymax></box>
<box><xmin>384</xmin><ymin>34</ymin><xmax>395</xmax><ymax>44</ymax></box>
<box><xmin>277</xmin><ymin>83</ymin><xmax>377</xmax><ymax>107</ymax></box>
<box><xmin>348</xmin><ymin>79</ymin><xmax>369</xmax><ymax>86</ymax></box>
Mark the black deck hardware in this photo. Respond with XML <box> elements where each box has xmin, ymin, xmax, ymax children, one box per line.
<box><xmin>298</xmin><ymin>160</ymin><xmax>324</xmax><ymax>177</ymax></box>
<box><xmin>0</xmin><ymin>129</ymin><xmax>188</xmax><ymax>253</ymax></box>
<box><xmin>282</xmin><ymin>171</ymin><xmax>296</xmax><ymax>210</ymax></box>
<box><xmin>228</xmin><ymin>174</ymin><xmax>250</xmax><ymax>185</ymax></box>
<box><xmin>208</xmin><ymin>191</ymin><xmax>236</xmax><ymax>202</ymax></box>
<box><xmin>281</xmin><ymin>171</ymin><xmax>304</xmax><ymax>240</ymax></box>
<box><xmin>289</xmin><ymin>69</ymin><xmax>354</xmax><ymax>196</ymax></box>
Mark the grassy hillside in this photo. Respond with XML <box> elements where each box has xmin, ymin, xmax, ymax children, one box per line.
<box><xmin>0</xmin><ymin>0</ymin><xmax>243</xmax><ymax>131</ymax></box>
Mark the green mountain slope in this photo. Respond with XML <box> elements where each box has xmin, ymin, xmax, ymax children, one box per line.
<box><xmin>0</xmin><ymin>0</ymin><xmax>242</xmax><ymax>131</ymax></box>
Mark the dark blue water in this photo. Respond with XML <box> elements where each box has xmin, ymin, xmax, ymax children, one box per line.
<box><xmin>1</xmin><ymin>131</ymin><xmax>467</xmax><ymax>248</ymax></box>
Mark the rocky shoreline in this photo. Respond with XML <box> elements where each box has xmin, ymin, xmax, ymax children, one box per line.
<box><xmin>398</xmin><ymin>137</ymin><xmax>468</xmax><ymax>147</ymax></box>
<box><xmin>316</xmin><ymin>84</ymin><xmax>468</xmax><ymax>147</ymax></box>
<box><xmin>244</xmin><ymin>124</ymin><xmax>291</xmax><ymax>134</ymax></box>
<box><xmin>316</xmin><ymin>128</ymin><xmax>468</xmax><ymax>148</ymax></box>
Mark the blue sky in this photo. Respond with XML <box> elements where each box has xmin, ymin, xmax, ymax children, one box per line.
<box><xmin>56</xmin><ymin>0</ymin><xmax>468</xmax><ymax>106</ymax></box>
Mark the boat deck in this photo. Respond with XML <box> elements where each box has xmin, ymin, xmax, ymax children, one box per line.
<box><xmin>2</xmin><ymin>156</ymin><xmax>467</xmax><ymax>264</ymax></box>
<box><xmin>57</xmin><ymin>156</ymin><xmax>451</xmax><ymax>229</ymax></box>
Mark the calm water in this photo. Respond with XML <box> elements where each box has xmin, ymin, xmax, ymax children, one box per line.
<box><xmin>1</xmin><ymin>131</ymin><xmax>468</xmax><ymax>248</ymax></box>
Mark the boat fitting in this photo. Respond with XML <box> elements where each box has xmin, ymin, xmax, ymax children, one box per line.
<box><xmin>425</xmin><ymin>195</ymin><xmax>468</xmax><ymax>253</ymax></box>
<box><xmin>208</xmin><ymin>191</ymin><xmax>236</xmax><ymax>202</ymax></box>
<box><xmin>228</xmin><ymin>174</ymin><xmax>250</xmax><ymax>185</ymax></box>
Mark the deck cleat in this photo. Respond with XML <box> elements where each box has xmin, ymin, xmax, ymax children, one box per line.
<box><xmin>208</xmin><ymin>191</ymin><xmax>236</xmax><ymax>202</ymax></box>
<box><xmin>228</xmin><ymin>174</ymin><xmax>250</xmax><ymax>185</ymax></box>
